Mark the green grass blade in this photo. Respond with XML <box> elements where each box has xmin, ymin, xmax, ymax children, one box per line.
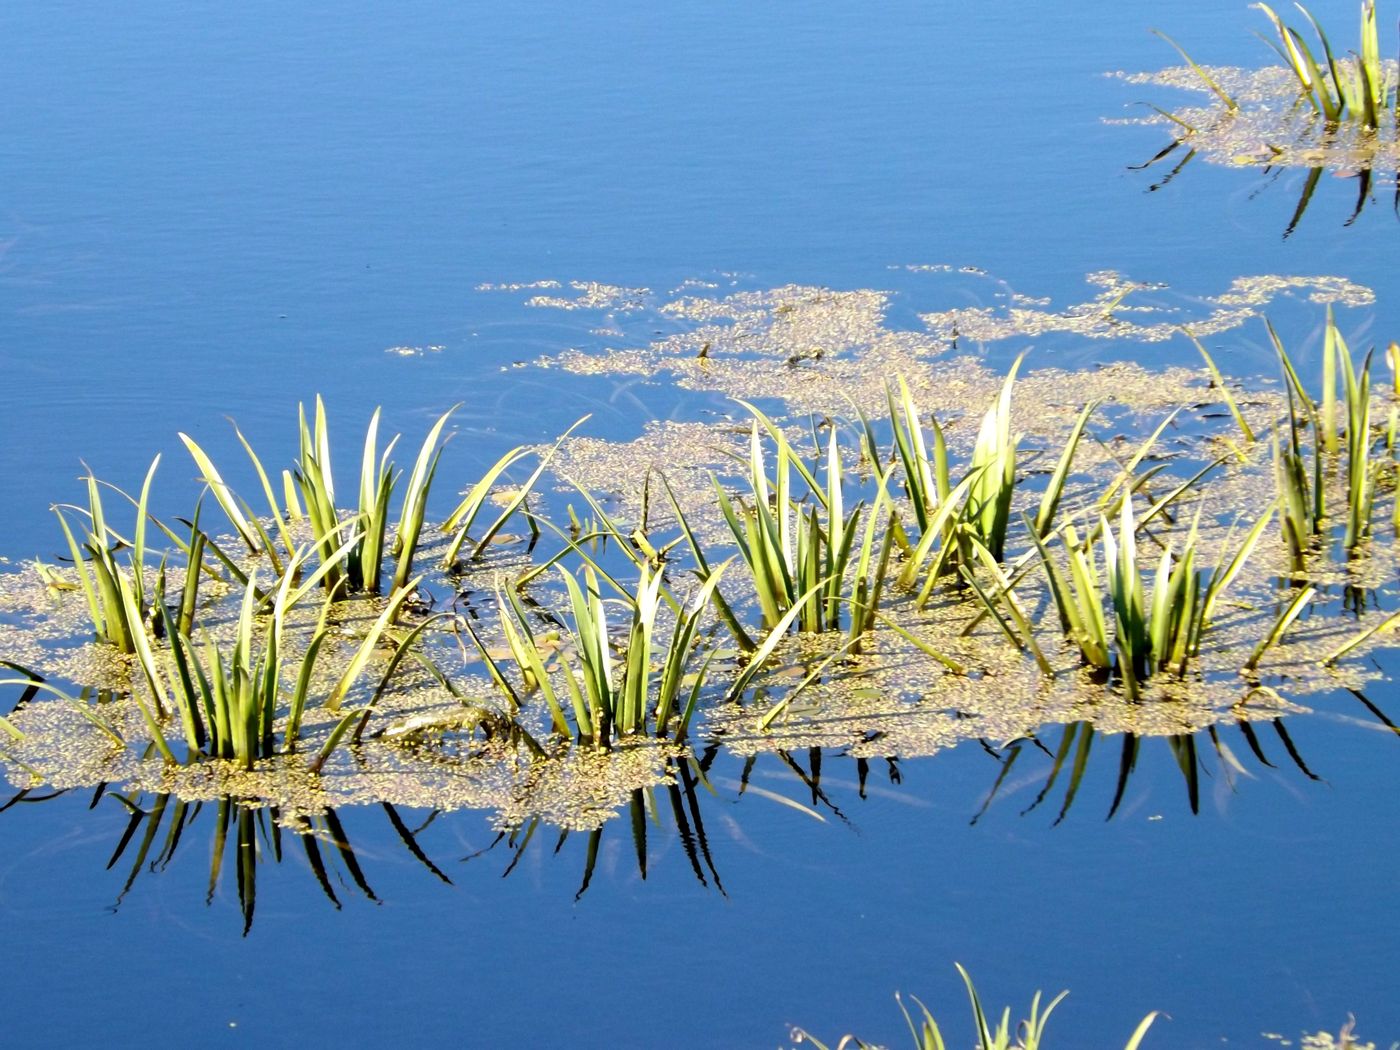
<box><xmin>1151</xmin><ymin>28</ymin><xmax>1239</xmax><ymax>110</ymax></box>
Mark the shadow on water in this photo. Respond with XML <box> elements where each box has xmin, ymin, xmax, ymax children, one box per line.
<box><xmin>1132</xmin><ymin>139</ymin><xmax>1399</xmax><ymax>239</ymax></box>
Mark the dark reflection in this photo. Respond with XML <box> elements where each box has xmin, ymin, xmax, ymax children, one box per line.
<box><xmin>98</xmin><ymin>790</ymin><xmax>399</xmax><ymax>935</ymax></box>
<box><xmin>1132</xmin><ymin>140</ymin><xmax>1395</xmax><ymax>238</ymax></box>
<box><xmin>0</xmin><ymin>786</ymin><xmax>470</xmax><ymax>935</ymax></box>
<box><xmin>464</xmin><ymin>753</ymin><xmax>728</xmax><ymax>900</ymax></box>
<box><xmin>4</xmin><ymin>690</ymin><xmax>1397</xmax><ymax>918</ymax></box>
<box><xmin>970</xmin><ymin>715</ymin><xmax>1323</xmax><ymax>826</ymax></box>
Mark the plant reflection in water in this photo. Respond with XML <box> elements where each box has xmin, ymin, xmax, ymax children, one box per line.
<box><xmin>7</xmin><ymin>685</ymin><xmax>1396</xmax><ymax>932</ymax></box>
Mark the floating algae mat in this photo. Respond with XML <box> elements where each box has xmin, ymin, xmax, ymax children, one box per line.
<box><xmin>1115</xmin><ymin>2</ymin><xmax>1400</xmax><ymax>232</ymax></box>
<box><xmin>1115</xmin><ymin>63</ymin><xmax>1400</xmax><ymax>173</ymax></box>
<box><xmin>4</xmin><ymin>274</ymin><xmax>1400</xmax><ymax>852</ymax></box>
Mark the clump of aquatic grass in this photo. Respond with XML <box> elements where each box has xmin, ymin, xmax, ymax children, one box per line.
<box><xmin>52</xmin><ymin>458</ymin><xmax>161</xmax><ymax>653</ymax></box>
<box><xmin>1103</xmin><ymin>500</ymin><xmax>1276</xmax><ymax>692</ymax></box>
<box><xmin>122</xmin><ymin>534</ymin><xmax>421</xmax><ymax>770</ymax></box>
<box><xmin>1009</xmin><ymin>496</ymin><xmax>1272</xmax><ymax>696</ymax></box>
<box><xmin>790</xmin><ymin>964</ymin><xmax>1160</xmax><ymax>1050</ymax></box>
<box><xmin>183</xmin><ymin>399</ymin><xmax>547</xmax><ymax>596</ymax></box>
<box><xmin>470</xmin><ymin>565</ymin><xmax>729</xmax><ymax>747</ymax></box>
<box><xmin>713</xmin><ymin>413</ymin><xmax>874</xmax><ymax>635</ymax></box>
<box><xmin>1269</xmin><ymin>313</ymin><xmax>1381</xmax><ymax>562</ymax></box>
<box><xmin>1155</xmin><ymin>2</ymin><xmax>1392</xmax><ymax>129</ymax></box>
<box><xmin>891</xmin><ymin>363</ymin><xmax>1052</xmax><ymax>607</ymax></box>
<box><xmin>1255</xmin><ymin>1</ymin><xmax>1390</xmax><ymax>129</ymax></box>
<box><xmin>1270</xmin><ymin>322</ymin><xmax>1326</xmax><ymax>568</ymax></box>
<box><xmin>888</xmin><ymin>375</ymin><xmax>951</xmax><ymax>546</ymax></box>
<box><xmin>293</xmin><ymin>398</ymin><xmax>456</xmax><ymax>593</ymax></box>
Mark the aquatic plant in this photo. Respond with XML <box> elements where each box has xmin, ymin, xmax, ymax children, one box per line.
<box><xmin>1150</xmin><ymin>28</ymin><xmax>1240</xmax><ymax>113</ymax></box>
<box><xmin>123</xmin><ymin>535</ymin><xmax>421</xmax><ymax>769</ymax></box>
<box><xmin>966</xmin><ymin>359</ymin><xmax>1023</xmax><ymax>562</ymax></box>
<box><xmin>292</xmin><ymin>397</ymin><xmax>456</xmax><ymax>593</ymax></box>
<box><xmin>1157</xmin><ymin>2</ymin><xmax>1392</xmax><ymax>128</ymax></box>
<box><xmin>1255</xmin><ymin>1</ymin><xmax>1389</xmax><ymax>128</ymax></box>
<box><xmin>1187</xmin><ymin>333</ymin><xmax>1256</xmax><ymax>443</ymax></box>
<box><xmin>790</xmin><ymin>965</ymin><xmax>1159</xmax><ymax>1049</ymax></box>
<box><xmin>891</xmin><ymin>364</ymin><xmax>1029</xmax><ymax>594</ymax></box>
<box><xmin>182</xmin><ymin>399</ymin><xmax>545</xmax><ymax>596</ymax></box>
<box><xmin>888</xmin><ymin>375</ymin><xmax>952</xmax><ymax>546</ymax></box>
<box><xmin>1270</xmin><ymin>323</ymin><xmax>1327</xmax><ymax>568</ymax></box>
<box><xmin>887</xmin><ymin>368</ymin><xmax>1068</xmax><ymax>623</ymax></box>
<box><xmin>438</xmin><ymin>418</ymin><xmax>586</xmax><ymax>570</ymax></box>
<box><xmin>52</xmin><ymin>458</ymin><xmax>161</xmax><ymax>653</ymax></box>
<box><xmin>986</xmin><ymin>493</ymin><xmax>1271</xmax><ymax>696</ymax></box>
<box><xmin>713</xmin><ymin>415</ymin><xmax>869</xmax><ymax>634</ymax></box>
<box><xmin>1268</xmin><ymin>313</ymin><xmax>1380</xmax><ymax>562</ymax></box>
<box><xmin>470</xmin><ymin>564</ymin><xmax>729</xmax><ymax>746</ymax></box>
<box><xmin>1334</xmin><ymin>323</ymin><xmax>1376</xmax><ymax>550</ymax></box>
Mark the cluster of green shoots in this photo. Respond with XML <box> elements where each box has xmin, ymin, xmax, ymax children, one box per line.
<box><xmin>1270</xmin><ymin>312</ymin><xmax>1380</xmax><ymax>565</ymax></box>
<box><xmin>1158</xmin><ymin>2</ymin><xmax>1396</xmax><ymax>130</ymax></box>
<box><xmin>17</xmin><ymin>402</ymin><xmax>554</xmax><ymax>771</ymax></box>
<box><xmin>791</xmin><ymin>964</ymin><xmax>1160</xmax><ymax>1050</ymax></box>
<box><xmin>11</xmin><ymin>307</ymin><xmax>1400</xmax><ymax>770</ymax></box>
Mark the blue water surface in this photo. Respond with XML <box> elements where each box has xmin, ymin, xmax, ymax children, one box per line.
<box><xmin>2</xmin><ymin>1</ymin><xmax>1399</xmax><ymax>1046</ymax></box>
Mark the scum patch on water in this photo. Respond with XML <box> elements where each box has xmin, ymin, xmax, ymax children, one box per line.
<box><xmin>1115</xmin><ymin>63</ymin><xmax>1400</xmax><ymax>172</ymax></box>
<box><xmin>512</xmin><ymin>272</ymin><xmax>1371</xmax><ymax>422</ymax></box>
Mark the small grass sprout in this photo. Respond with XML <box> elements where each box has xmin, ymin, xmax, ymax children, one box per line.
<box><xmin>790</xmin><ymin>964</ymin><xmax>1160</xmax><ymax>1050</ymax></box>
<box><xmin>1150</xmin><ymin>28</ymin><xmax>1240</xmax><ymax>112</ymax></box>
<box><xmin>1187</xmin><ymin>332</ymin><xmax>1256</xmax><ymax>443</ymax></box>
<box><xmin>1243</xmin><ymin>583</ymin><xmax>1318</xmax><ymax>672</ymax></box>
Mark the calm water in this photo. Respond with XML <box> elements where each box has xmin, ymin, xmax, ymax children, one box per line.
<box><xmin>2</xmin><ymin>2</ymin><xmax>1399</xmax><ymax>1046</ymax></box>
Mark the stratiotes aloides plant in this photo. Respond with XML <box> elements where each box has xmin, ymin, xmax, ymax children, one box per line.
<box><xmin>890</xmin><ymin>362</ymin><xmax>1046</xmax><ymax>607</ymax></box>
<box><xmin>1268</xmin><ymin>313</ymin><xmax>1380</xmax><ymax>566</ymax></box>
<box><xmin>790</xmin><ymin>964</ymin><xmax>1160</xmax><ymax>1050</ymax></box>
<box><xmin>1256</xmin><ymin>0</ymin><xmax>1390</xmax><ymax>129</ymax></box>
<box><xmin>1155</xmin><ymin>1</ymin><xmax>1393</xmax><ymax>129</ymax></box>
<box><xmin>1004</xmin><ymin>495</ymin><xmax>1275</xmax><ymax>698</ymax></box>
<box><xmin>712</xmin><ymin>409</ymin><xmax>892</xmax><ymax>636</ymax></box>
<box><xmin>52</xmin><ymin>458</ymin><xmax>161</xmax><ymax>654</ymax></box>
<box><xmin>468</xmin><ymin>565</ymin><xmax>731</xmax><ymax>747</ymax></box>
<box><xmin>124</xmin><ymin>534</ymin><xmax>422</xmax><ymax>771</ymax></box>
